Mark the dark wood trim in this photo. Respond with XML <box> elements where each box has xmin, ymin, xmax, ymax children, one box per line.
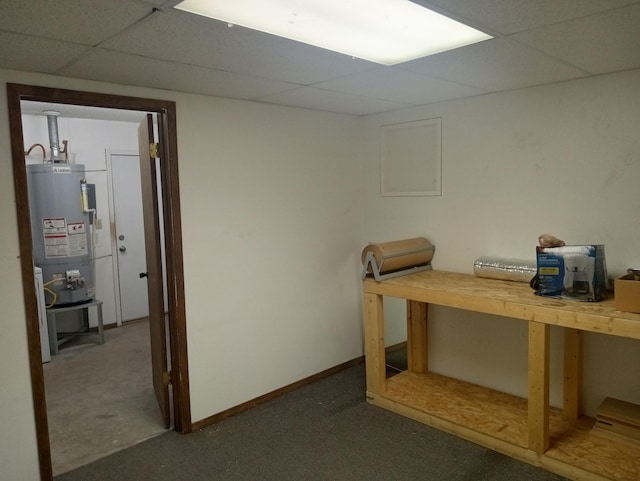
<box><xmin>191</xmin><ymin>357</ymin><xmax>364</xmax><ymax>432</ymax></box>
<box><xmin>158</xmin><ymin>108</ymin><xmax>192</xmax><ymax>433</ymax></box>
<box><xmin>7</xmin><ymin>82</ymin><xmax>53</xmax><ymax>481</ymax></box>
<box><xmin>6</xmin><ymin>83</ymin><xmax>191</xmax><ymax>480</ymax></box>
<box><xmin>8</xmin><ymin>83</ymin><xmax>175</xmax><ymax>112</ymax></box>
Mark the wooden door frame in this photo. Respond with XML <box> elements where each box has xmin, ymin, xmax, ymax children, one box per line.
<box><xmin>7</xmin><ymin>83</ymin><xmax>191</xmax><ymax>481</ymax></box>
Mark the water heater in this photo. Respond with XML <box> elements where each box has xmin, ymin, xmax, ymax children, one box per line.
<box><xmin>27</xmin><ymin>162</ymin><xmax>95</xmax><ymax>306</ymax></box>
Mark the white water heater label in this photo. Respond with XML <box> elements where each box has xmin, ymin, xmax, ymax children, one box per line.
<box><xmin>42</xmin><ymin>218</ymin><xmax>87</xmax><ymax>258</ymax></box>
<box><xmin>67</xmin><ymin>221</ymin><xmax>86</xmax><ymax>235</ymax></box>
<box><xmin>43</xmin><ymin>217</ymin><xmax>70</xmax><ymax>258</ymax></box>
<box><xmin>67</xmin><ymin>221</ymin><xmax>88</xmax><ymax>255</ymax></box>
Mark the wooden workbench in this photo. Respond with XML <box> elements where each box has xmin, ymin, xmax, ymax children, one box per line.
<box><xmin>363</xmin><ymin>270</ymin><xmax>640</xmax><ymax>481</ymax></box>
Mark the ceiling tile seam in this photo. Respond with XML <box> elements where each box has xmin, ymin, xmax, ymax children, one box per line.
<box><xmin>0</xmin><ymin>7</ymin><xmax>161</xmax><ymax>49</ymax></box>
<box><xmin>271</xmin><ymin>84</ymin><xmax>415</xmax><ymax>107</ymax></box>
<box><xmin>392</xmin><ymin>65</ymin><xmax>493</xmax><ymax>94</ymax></box>
<box><xmin>0</xmin><ymin>28</ymin><xmax>94</xmax><ymax>47</ymax></box>
<box><xmin>53</xmin><ymin>46</ymin><xmax>103</xmax><ymax>76</ymax></box>
<box><xmin>300</xmin><ymin>66</ymin><xmax>388</xmax><ymax>88</ymax></box>
<box><xmin>251</xmin><ymin>99</ymin><xmax>356</xmax><ymax>116</ymax></box>
<box><xmin>84</xmin><ymin>45</ymin><xmax>313</xmax><ymax>91</ymax></box>
<box><xmin>51</xmin><ymin>7</ymin><xmax>163</xmax><ymax>75</ymax></box>
<box><xmin>91</xmin><ymin>6</ymin><xmax>163</xmax><ymax>48</ymax></box>
<box><xmin>253</xmin><ymin>85</ymin><xmax>307</xmax><ymax>101</ymax></box>
<box><xmin>255</xmin><ymin>95</ymin><xmax>406</xmax><ymax>117</ymax></box>
<box><xmin>476</xmin><ymin>66</ymin><xmax>640</xmax><ymax>103</ymax></box>
<box><xmin>504</xmin><ymin>34</ymin><xmax>595</xmax><ymax>76</ymax></box>
<box><xmin>505</xmin><ymin>2</ymin><xmax>640</xmax><ymax>36</ymax></box>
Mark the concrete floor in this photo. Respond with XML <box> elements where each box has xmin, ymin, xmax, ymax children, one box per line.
<box><xmin>43</xmin><ymin>319</ymin><xmax>168</xmax><ymax>476</ymax></box>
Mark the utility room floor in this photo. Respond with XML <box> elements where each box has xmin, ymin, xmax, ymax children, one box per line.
<box><xmin>43</xmin><ymin>318</ymin><xmax>168</xmax><ymax>476</ymax></box>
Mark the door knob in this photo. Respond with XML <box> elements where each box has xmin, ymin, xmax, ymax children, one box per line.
<box><xmin>139</xmin><ymin>272</ymin><xmax>148</xmax><ymax>278</ymax></box>
<box><xmin>119</xmin><ymin>245</ymin><xmax>127</xmax><ymax>253</ymax></box>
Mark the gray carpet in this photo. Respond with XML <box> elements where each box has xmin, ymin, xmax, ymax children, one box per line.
<box><xmin>56</xmin><ymin>364</ymin><xmax>568</xmax><ymax>481</ymax></box>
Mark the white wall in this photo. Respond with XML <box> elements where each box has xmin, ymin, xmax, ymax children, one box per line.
<box><xmin>6</xmin><ymin>64</ymin><xmax>638</xmax><ymax>479</ymax></box>
<box><xmin>1</xmin><ymin>76</ymin><xmax>40</xmax><ymax>481</ymax></box>
<box><xmin>176</xmin><ymin>96</ymin><xmax>365</xmax><ymax>420</ymax></box>
<box><xmin>363</xmin><ymin>68</ymin><xmax>640</xmax><ymax>415</ymax></box>
<box><xmin>1</xmin><ymin>68</ymin><xmax>365</xmax><ymax>478</ymax></box>
<box><xmin>22</xmin><ymin>114</ymin><xmax>141</xmax><ymax>329</ymax></box>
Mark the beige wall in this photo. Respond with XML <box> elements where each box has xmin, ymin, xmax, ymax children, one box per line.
<box><xmin>175</xmin><ymin>94</ymin><xmax>365</xmax><ymax>420</ymax></box>
<box><xmin>0</xmin><ymin>72</ymin><xmax>40</xmax><ymax>481</ymax></box>
<box><xmin>1</xmin><ymin>68</ymin><xmax>365</xmax><ymax>478</ymax></box>
<box><xmin>4</xmin><ymin>65</ymin><xmax>639</xmax><ymax>479</ymax></box>
<box><xmin>363</xmin><ymin>68</ymin><xmax>640</xmax><ymax>415</ymax></box>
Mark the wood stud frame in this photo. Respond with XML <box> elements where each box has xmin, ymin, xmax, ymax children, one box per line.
<box><xmin>363</xmin><ymin>270</ymin><xmax>640</xmax><ymax>481</ymax></box>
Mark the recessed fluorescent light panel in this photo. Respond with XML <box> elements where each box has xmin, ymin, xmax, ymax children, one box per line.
<box><xmin>175</xmin><ymin>0</ymin><xmax>492</xmax><ymax>66</ymax></box>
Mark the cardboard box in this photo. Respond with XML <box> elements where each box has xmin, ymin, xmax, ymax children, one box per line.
<box><xmin>594</xmin><ymin>397</ymin><xmax>640</xmax><ymax>441</ymax></box>
<box><xmin>615</xmin><ymin>273</ymin><xmax>640</xmax><ymax>313</ymax></box>
<box><xmin>535</xmin><ymin>245</ymin><xmax>608</xmax><ymax>302</ymax></box>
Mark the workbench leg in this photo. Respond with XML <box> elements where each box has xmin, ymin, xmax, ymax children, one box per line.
<box><xmin>407</xmin><ymin>300</ymin><xmax>428</xmax><ymax>373</ymax></box>
<box><xmin>563</xmin><ymin>328</ymin><xmax>583</xmax><ymax>419</ymax></box>
<box><xmin>528</xmin><ymin>321</ymin><xmax>550</xmax><ymax>454</ymax></box>
<box><xmin>364</xmin><ymin>292</ymin><xmax>386</xmax><ymax>397</ymax></box>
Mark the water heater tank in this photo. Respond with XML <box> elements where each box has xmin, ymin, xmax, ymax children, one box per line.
<box><xmin>27</xmin><ymin>163</ymin><xmax>95</xmax><ymax>306</ymax></box>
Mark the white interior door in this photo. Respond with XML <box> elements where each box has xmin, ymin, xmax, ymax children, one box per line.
<box><xmin>110</xmin><ymin>153</ymin><xmax>149</xmax><ymax>322</ymax></box>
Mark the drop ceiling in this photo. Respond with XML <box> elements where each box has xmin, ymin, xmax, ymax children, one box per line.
<box><xmin>2</xmin><ymin>0</ymin><xmax>639</xmax><ymax>116</ymax></box>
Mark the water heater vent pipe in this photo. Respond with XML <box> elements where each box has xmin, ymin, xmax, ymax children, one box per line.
<box><xmin>44</xmin><ymin>110</ymin><xmax>65</xmax><ymax>163</ymax></box>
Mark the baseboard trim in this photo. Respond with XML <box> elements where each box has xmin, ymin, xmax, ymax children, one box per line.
<box><xmin>386</xmin><ymin>341</ymin><xmax>407</xmax><ymax>353</ymax></box>
<box><xmin>191</xmin><ymin>356</ymin><xmax>365</xmax><ymax>432</ymax></box>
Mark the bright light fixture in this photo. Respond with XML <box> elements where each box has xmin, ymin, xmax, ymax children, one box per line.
<box><xmin>175</xmin><ymin>0</ymin><xmax>492</xmax><ymax>66</ymax></box>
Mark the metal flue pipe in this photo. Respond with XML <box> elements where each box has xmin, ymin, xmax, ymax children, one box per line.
<box><xmin>44</xmin><ymin>110</ymin><xmax>65</xmax><ymax>162</ymax></box>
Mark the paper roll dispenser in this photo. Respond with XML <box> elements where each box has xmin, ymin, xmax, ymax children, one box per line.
<box><xmin>361</xmin><ymin>237</ymin><xmax>434</xmax><ymax>281</ymax></box>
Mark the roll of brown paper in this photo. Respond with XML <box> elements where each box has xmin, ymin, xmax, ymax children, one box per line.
<box><xmin>361</xmin><ymin>237</ymin><xmax>434</xmax><ymax>274</ymax></box>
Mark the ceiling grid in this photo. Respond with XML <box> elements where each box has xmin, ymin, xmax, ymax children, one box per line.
<box><xmin>2</xmin><ymin>0</ymin><xmax>639</xmax><ymax>115</ymax></box>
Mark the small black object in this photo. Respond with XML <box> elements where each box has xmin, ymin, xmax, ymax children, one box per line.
<box><xmin>530</xmin><ymin>274</ymin><xmax>539</xmax><ymax>291</ymax></box>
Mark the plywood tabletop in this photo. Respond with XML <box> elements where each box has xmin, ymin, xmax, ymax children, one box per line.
<box><xmin>363</xmin><ymin>270</ymin><xmax>640</xmax><ymax>339</ymax></box>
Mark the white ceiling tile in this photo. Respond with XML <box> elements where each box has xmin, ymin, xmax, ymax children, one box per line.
<box><xmin>101</xmin><ymin>9</ymin><xmax>378</xmax><ymax>85</ymax></box>
<box><xmin>315</xmin><ymin>68</ymin><xmax>487</xmax><ymax>105</ymax></box>
<box><xmin>0</xmin><ymin>0</ymin><xmax>155</xmax><ymax>45</ymax></box>
<box><xmin>512</xmin><ymin>4</ymin><xmax>640</xmax><ymax>74</ymax></box>
<box><xmin>0</xmin><ymin>1</ymin><xmax>638</xmax><ymax>115</ymax></box>
<box><xmin>0</xmin><ymin>31</ymin><xmax>89</xmax><ymax>73</ymax></box>
<box><xmin>420</xmin><ymin>0</ymin><xmax>638</xmax><ymax>35</ymax></box>
<box><xmin>260</xmin><ymin>87</ymin><xmax>410</xmax><ymax>116</ymax></box>
<box><xmin>59</xmin><ymin>49</ymin><xmax>300</xmax><ymax>100</ymax></box>
<box><xmin>400</xmin><ymin>37</ymin><xmax>588</xmax><ymax>92</ymax></box>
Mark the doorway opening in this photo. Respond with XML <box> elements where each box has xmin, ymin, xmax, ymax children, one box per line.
<box><xmin>106</xmin><ymin>150</ymin><xmax>169</xmax><ymax>326</ymax></box>
<box><xmin>7</xmin><ymin>83</ymin><xmax>191</xmax><ymax>481</ymax></box>
<box><xmin>108</xmin><ymin>150</ymin><xmax>152</xmax><ymax>325</ymax></box>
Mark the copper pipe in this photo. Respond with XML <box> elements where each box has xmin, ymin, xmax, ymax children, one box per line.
<box><xmin>25</xmin><ymin>143</ymin><xmax>47</xmax><ymax>162</ymax></box>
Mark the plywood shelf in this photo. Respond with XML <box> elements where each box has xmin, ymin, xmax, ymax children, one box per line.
<box><xmin>362</xmin><ymin>270</ymin><xmax>640</xmax><ymax>481</ymax></box>
<box><xmin>546</xmin><ymin>419</ymin><xmax>640</xmax><ymax>481</ymax></box>
<box><xmin>368</xmin><ymin>371</ymin><xmax>640</xmax><ymax>481</ymax></box>
<box><xmin>383</xmin><ymin>370</ymin><xmax>531</xmax><ymax>448</ymax></box>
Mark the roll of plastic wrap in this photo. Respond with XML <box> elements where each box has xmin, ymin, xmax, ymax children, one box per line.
<box><xmin>473</xmin><ymin>256</ymin><xmax>537</xmax><ymax>283</ymax></box>
<box><xmin>361</xmin><ymin>237</ymin><xmax>434</xmax><ymax>274</ymax></box>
